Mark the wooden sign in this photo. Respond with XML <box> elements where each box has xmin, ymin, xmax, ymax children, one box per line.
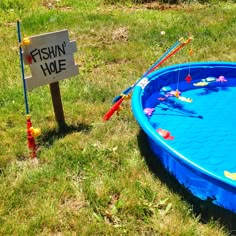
<box><xmin>22</xmin><ymin>29</ymin><xmax>79</xmax><ymax>91</ymax></box>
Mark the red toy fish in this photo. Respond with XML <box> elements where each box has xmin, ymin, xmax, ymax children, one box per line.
<box><xmin>157</xmin><ymin>128</ymin><xmax>174</xmax><ymax>140</ymax></box>
<box><xmin>185</xmin><ymin>74</ymin><xmax>192</xmax><ymax>83</ymax></box>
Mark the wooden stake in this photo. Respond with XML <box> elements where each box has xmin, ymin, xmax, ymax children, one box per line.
<box><xmin>49</xmin><ymin>82</ymin><xmax>66</xmax><ymax>129</ymax></box>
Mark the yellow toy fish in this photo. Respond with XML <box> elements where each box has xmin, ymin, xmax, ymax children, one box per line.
<box><xmin>193</xmin><ymin>81</ymin><xmax>209</xmax><ymax>87</ymax></box>
<box><xmin>224</xmin><ymin>170</ymin><xmax>236</xmax><ymax>180</ymax></box>
<box><xmin>178</xmin><ymin>96</ymin><xmax>193</xmax><ymax>103</ymax></box>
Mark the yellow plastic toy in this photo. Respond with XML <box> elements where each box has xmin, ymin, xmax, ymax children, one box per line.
<box><xmin>224</xmin><ymin>170</ymin><xmax>236</xmax><ymax>180</ymax></box>
<box><xmin>178</xmin><ymin>96</ymin><xmax>193</xmax><ymax>103</ymax></box>
<box><xmin>193</xmin><ymin>81</ymin><xmax>209</xmax><ymax>87</ymax></box>
<box><xmin>22</xmin><ymin>37</ymin><xmax>31</xmax><ymax>46</ymax></box>
<box><xmin>29</xmin><ymin>127</ymin><xmax>41</xmax><ymax>138</ymax></box>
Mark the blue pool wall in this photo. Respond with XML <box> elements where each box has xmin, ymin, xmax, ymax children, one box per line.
<box><xmin>131</xmin><ymin>61</ymin><xmax>236</xmax><ymax>213</ymax></box>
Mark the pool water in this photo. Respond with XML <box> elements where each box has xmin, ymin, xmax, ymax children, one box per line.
<box><xmin>147</xmin><ymin>79</ymin><xmax>236</xmax><ymax>183</ymax></box>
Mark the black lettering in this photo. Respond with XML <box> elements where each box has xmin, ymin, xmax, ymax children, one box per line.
<box><xmin>49</xmin><ymin>61</ymin><xmax>56</xmax><ymax>73</ymax></box>
<box><xmin>57</xmin><ymin>43</ymin><xmax>66</xmax><ymax>56</ymax></box>
<box><xmin>41</xmin><ymin>47</ymin><xmax>49</xmax><ymax>60</ymax></box>
<box><xmin>30</xmin><ymin>48</ymin><xmax>41</xmax><ymax>63</ymax></box>
<box><xmin>58</xmin><ymin>59</ymin><xmax>66</xmax><ymax>73</ymax></box>
<box><xmin>48</xmin><ymin>46</ymin><xmax>57</xmax><ymax>59</ymax></box>
<box><xmin>40</xmin><ymin>59</ymin><xmax>67</xmax><ymax>76</ymax></box>
<box><xmin>40</xmin><ymin>63</ymin><xmax>51</xmax><ymax>76</ymax></box>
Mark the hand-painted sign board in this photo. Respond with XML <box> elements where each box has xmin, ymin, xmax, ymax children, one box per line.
<box><xmin>22</xmin><ymin>29</ymin><xmax>78</xmax><ymax>91</ymax></box>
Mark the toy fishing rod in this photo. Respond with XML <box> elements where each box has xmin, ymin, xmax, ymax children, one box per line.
<box><xmin>103</xmin><ymin>37</ymin><xmax>192</xmax><ymax>121</ymax></box>
<box><xmin>17</xmin><ymin>20</ymin><xmax>41</xmax><ymax>158</ymax></box>
<box><xmin>112</xmin><ymin>37</ymin><xmax>183</xmax><ymax>104</ymax></box>
<box><xmin>142</xmin><ymin>37</ymin><xmax>184</xmax><ymax>78</ymax></box>
<box><xmin>115</xmin><ymin>37</ymin><xmax>192</xmax><ymax>103</ymax></box>
<box><xmin>147</xmin><ymin>37</ymin><xmax>193</xmax><ymax>74</ymax></box>
<box><xmin>103</xmin><ymin>96</ymin><xmax>126</xmax><ymax>121</ymax></box>
<box><xmin>17</xmin><ymin>20</ymin><xmax>29</xmax><ymax>115</ymax></box>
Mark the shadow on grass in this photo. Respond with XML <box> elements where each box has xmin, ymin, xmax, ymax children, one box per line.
<box><xmin>39</xmin><ymin>122</ymin><xmax>92</xmax><ymax>147</ymax></box>
<box><xmin>137</xmin><ymin>129</ymin><xmax>236</xmax><ymax>234</ymax></box>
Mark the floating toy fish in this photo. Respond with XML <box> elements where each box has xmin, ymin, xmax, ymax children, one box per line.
<box><xmin>193</xmin><ymin>81</ymin><xmax>209</xmax><ymax>87</ymax></box>
<box><xmin>193</xmin><ymin>77</ymin><xmax>217</xmax><ymax>87</ymax></box>
<box><xmin>157</xmin><ymin>128</ymin><xmax>174</xmax><ymax>140</ymax></box>
<box><xmin>224</xmin><ymin>170</ymin><xmax>236</xmax><ymax>180</ymax></box>
<box><xmin>165</xmin><ymin>89</ymin><xmax>181</xmax><ymax>98</ymax></box>
<box><xmin>173</xmin><ymin>89</ymin><xmax>181</xmax><ymax>98</ymax></box>
<box><xmin>205</xmin><ymin>77</ymin><xmax>216</xmax><ymax>82</ymax></box>
<box><xmin>216</xmin><ymin>75</ymin><xmax>227</xmax><ymax>83</ymax></box>
<box><xmin>160</xmin><ymin>86</ymin><xmax>172</xmax><ymax>93</ymax></box>
<box><xmin>177</xmin><ymin>96</ymin><xmax>193</xmax><ymax>103</ymax></box>
<box><xmin>185</xmin><ymin>74</ymin><xmax>192</xmax><ymax>83</ymax></box>
<box><xmin>144</xmin><ymin>108</ymin><xmax>155</xmax><ymax>117</ymax></box>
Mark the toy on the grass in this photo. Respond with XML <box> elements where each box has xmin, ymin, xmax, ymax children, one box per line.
<box><xmin>144</xmin><ymin>108</ymin><xmax>155</xmax><ymax>117</ymax></box>
<box><xmin>29</xmin><ymin>127</ymin><xmax>41</xmax><ymax>138</ymax></box>
<box><xmin>26</xmin><ymin>115</ymin><xmax>37</xmax><ymax>158</ymax></box>
<box><xmin>157</xmin><ymin>128</ymin><xmax>174</xmax><ymax>140</ymax></box>
<box><xmin>17</xmin><ymin>20</ymin><xmax>40</xmax><ymax>158</ymax></box>
<box><xmin>103</xmin><ymin>96</ymin><xmax>125</xmax><ymax>121</ymax></box>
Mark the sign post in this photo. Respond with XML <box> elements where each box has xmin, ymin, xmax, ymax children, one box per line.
<box><xmin>22</xmin><ymin>29</ymin><xmax>79</xmax><ymax>128</ymax></box>
<box><xmin>50</xmin><ymin>82</ymin><xmax>65</xmax><ymax>128</ymax></box>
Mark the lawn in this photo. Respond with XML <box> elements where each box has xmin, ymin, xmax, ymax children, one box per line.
<box><xmin>0</xmin><ymin>0</ymin><xmax>236</xmax><ymax>235</ymax></box>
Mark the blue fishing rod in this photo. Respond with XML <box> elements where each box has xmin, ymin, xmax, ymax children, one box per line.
<box><xmin>17</xmin><ymin>20</ymin><xmax>29</xmax><ymax>115</ymax></box>
<box><xmin>17</xmin><ymin>20</ymin><xmax>40</xmax><ymax>158</ymax></box>
<box><xmin>111</xmin><ymin>37</ymin><xmax>183</xmax><ymax>104</ymax></box>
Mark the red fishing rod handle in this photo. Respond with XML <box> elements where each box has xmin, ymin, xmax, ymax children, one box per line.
<box><xmin>103</xmin><ymin>96</ymin><xmax>125</xmax><ymax>121</ymax></box>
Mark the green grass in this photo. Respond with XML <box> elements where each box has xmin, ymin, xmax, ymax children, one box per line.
<box><xmin>1</xmin><ymin>0</ymin><xmax>236</xmax><ymax>235</ymax></box>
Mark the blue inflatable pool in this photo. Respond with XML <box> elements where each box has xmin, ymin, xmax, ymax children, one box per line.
<box><xmin>131</xmin><ymin>62</ymin><xmax>236</xmax><ymax>213</ymax></box>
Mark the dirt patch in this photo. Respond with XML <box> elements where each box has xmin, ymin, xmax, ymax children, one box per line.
<box><xmin>145</xmin><ymin>2</ymin><xmax>186</xmax><ymax>10</ymax></box>
<box><xmin>144</xmin><ymin>2</ymin><xmax>208</xmax><ymax>11</ymax></box>
<box><xmin>101</xmin><ymin>2</ymin><xmax>206</xmax><ymax>12</ymax></box>
<box><xmin>112</xmin><ymin>27</ymin><xmax>129</xmax><ymax>42</ymax></box>
<box><xmin>42</xmin><ymin>0</ymin><xmax>72</xmax><ymax>11</ymax></box>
